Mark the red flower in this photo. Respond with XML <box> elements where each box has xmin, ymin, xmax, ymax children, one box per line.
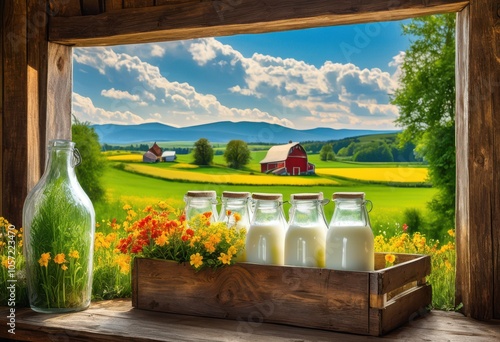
<box><xmin>181</xmin><ymin>235</ymin><xmax>189</xmax><ymax>242</ymax></box>
<box><xmin>186</xmin><ymin>229</ymin><xmax>194</xmax><ymax>237</ymax></box>
<box><xmin>402</xmin><ymin>223</ymin><xmax>408</xmax><ymax>232</ymax></box>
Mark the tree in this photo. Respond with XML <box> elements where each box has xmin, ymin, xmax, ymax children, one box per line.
<box><xmin>193</xmin><ymin>138</ymin><xmax>214</xmax><ymax>165</ymax></box>
<box><xmin>224</xmin><ymin>140</ymin><xmax>251</xmax><ymax>169</ymax></box>
<box><xmin>391</xmin><ymin>14</ymin><xmax>456</xmax><ymax>235</ymax></box>
<box><xmin>319</xmin><ymin>144</ymin><xmax>335</xmax><ymax>161</ymax></box>
<box><xmin>71</xmin><ymin>119</ymin><xmax>107</xmax><ymax>202</ymax></box>
<box><xmin>353</xmin><ymin>142</ymin><xmax>393</xmax><ymax>162</ymax></box>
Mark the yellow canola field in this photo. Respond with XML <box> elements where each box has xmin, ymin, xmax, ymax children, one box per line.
<box><xmin>107</xmin><ymin>154</ymin><xmax>143</xmax><ymax>162</ymax></box>
<box><xmin>125</xmin><ymin>164</ymin><xmax>339</xmax><ymax>186</ymax></box>
<box><xmin>317</xmin><ymin>167</ymin><xmax>429</xmax><ymax>183</ymax></box>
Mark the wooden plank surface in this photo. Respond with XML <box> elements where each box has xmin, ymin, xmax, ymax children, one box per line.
<box><xmin>455</xmin><ymin>0</ymin><xmax>500</xmax><ymax>320</ymax></box>
<box><xmin>1</xmin><ymin>299</ymin><xmax>499</xmax><ymax>341</ymax></box>
<box><xmin>134</xmin><ymin>258</ymin><xmax>371</xmax><ymax>334</ymax></box>
<box><xmin>48</xmin><ymin>0</ymin><xmax>469</xmax><ymax>46</ymax></box>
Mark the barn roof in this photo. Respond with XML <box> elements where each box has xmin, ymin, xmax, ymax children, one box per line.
<box><xmin>260</xmin><ymin>142</ymin><xmax>300</xmax><ymax>164</ymax></box>
<box><xmin>149</xmin><ymin>142</ymin><xmax>162</xmax><ymax>157</ymax></box>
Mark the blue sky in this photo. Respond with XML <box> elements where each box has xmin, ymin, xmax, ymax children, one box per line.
<box><xmin>72</xmin><ymin>20</ymin><xmax>410</xmax><ymax>131</ymax></box>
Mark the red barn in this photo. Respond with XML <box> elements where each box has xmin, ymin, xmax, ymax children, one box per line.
<box><xmin>260</xmin><ymin>142</ymin><xmax>315</xmax><ymax>175</ymax></box>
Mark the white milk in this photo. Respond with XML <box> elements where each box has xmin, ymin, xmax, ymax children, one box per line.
<box><xmin>325</xmin><ymin>225</ymin><xmax>374</xmax><ymax>271</ymax></box>
<box><xmin>245</xmin><ymin>224</ymin><xmax>285</xmax><ymax>265</ymax></box>
<box><xmin>285</xmin><ymin>225</ymin><xmax>326</xmax><ymax>267</ymax></box>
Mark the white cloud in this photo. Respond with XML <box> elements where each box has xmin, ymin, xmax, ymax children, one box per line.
<box><xmin>73</xmin><ymin>38</ymin><xmax>402</xmax><ymax>130</ymax></box>
<box><xmin>73</xmin><ymin>46</ymin><xmax>292</xmax><ymax>127</ymax></box>
<box><xmin>150</xmin><ymin>44</ymin><xmax>166</xmax><ymax>57</ymax></box>
<box><xmin>183</xmin><ymin>38</ymin><xmax>400</xmax><ymax>129</ymax></box>
<box><xmin>72</xmin><ymin>93</ymin><xmax>146</xmax><ymax>125</ymax></box>
<box><xmin>101</xmin><ymin>88</ymin><xmax>140</xmax><ymax>102</ymax></box>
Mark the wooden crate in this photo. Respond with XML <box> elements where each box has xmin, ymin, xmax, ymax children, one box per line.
<box><xmin>132</xmin><ymin>253</ymin><xmax>431</xmax><ymax>336</ymax></box>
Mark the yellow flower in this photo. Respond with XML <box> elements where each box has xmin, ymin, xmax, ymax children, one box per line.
<box><xmin>1</xmin><ymin>257</ymin><xmax>9</xmax><ymax>269</ymax></box>
<box><xmin>122</xmin><ymin>204</ymin><xmax>132</xmax><ymax>211</ymax></box>
<box><xmin>53</xmin><ymin>253</ymin><xmax>66</xmax><ymax>264</ymax></box>
<box><xmin>209</xmin><ymin>234</ymin><xmax>221</xmax><ymax>245</ymax></box>
<box><xmin>448</xmin><ymin>229</ymin><xmax>455</xmax><ymax>237</ymax></box>
<box><xmin>228</xmin><ymin>245</ymin><xmax>237</xmax><ymax>257</ymax></box>
<box><xmin>114</xmin><ymin>254</ymin><xmax>131</xmax><ymax>274</ymax></box>
<box><xmin>158</xmin><ymin>201</ymin><xmax>168</xmax><ymax>209</ymax></box>
<box><xmin>385</xmin><ymin>253</ymin><xmax>396</xmax><ymax>265</ymax></box>
<box><xmin>69</xmin><ymin>250</ymin><xmax>80</xmax><ymax>259</ymax></box>
<box><xmin>38</xmin><ymin>252</ymin><xmax>51</xmax><ymax>267</ymax></box>
<box><xmin>61</xmin><ymin>264</ymin><xmax>68</xmax><ymax>271</ymax></box>
<box><xmin>155</xmin><ymin>233</ymin><xmax>169</xmax><ymax>247</ymax></box>
<box><xmin>445</xmin><ymin>259</ymin><xmax>453</xmax><ymax>272</ymax></box>
<box><xmin>190</xmin><ymin>253</ymin><xmax>204</xmax><ymax>269</ymax></box>
<box><xmin>218</xmin><ymin>252</ymin><xmax>232</xmax><ymax>265</ymax></box>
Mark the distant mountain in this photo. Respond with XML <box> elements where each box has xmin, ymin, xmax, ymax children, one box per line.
<box><xmin>91</xmin><ymin>121</ymin><xmax>398</xmax><ymax>145</ymax></box>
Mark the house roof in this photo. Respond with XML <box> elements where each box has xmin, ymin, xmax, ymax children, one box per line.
<box><xmin>143</xmin><ymin>151</ymin><xmax>157</xmax><ymax>161</ymax></box>
<box><xmin>259</xmin><ymin>142</ymin><xmax>300</xmax><ymax>164</ymax></box>
<box><xmin>161</xmin><ymin>151</ymin><xmax>176</xmax><ymax>157</ymax></box>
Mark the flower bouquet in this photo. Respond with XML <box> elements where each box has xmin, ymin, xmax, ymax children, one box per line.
<box><xmin>117</xmin><ymin>203</ymin><xmax>246</xmax><ymax>271</ymax></box>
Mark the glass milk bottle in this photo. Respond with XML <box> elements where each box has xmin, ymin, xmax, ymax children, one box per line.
<box><xmin>218</xmin><ymin>191</ymin><xmax>252</xmax><ymax>231</ymax></box>
<box><xmin>183</xmin><ymin>190</ymin><xmax>218</xmax><ymax>224</ymax></box>
<box><xmin>219</xmin><ymin>191</ymin><xmax>252</xmax><ymax>262</ymax></box>
<box><xmin>245</xmin><ymin>193</ymin><xmax>286</xmax><ymax>265</ymax></box>
<box><xmin>285</xmin><ymin>193</ymin><xmax>328</xmax><ymax>267</ymax></box>
<box><xmin>326</xmin><ymin>192</ymin><xmax>374</xmax><ymax>271</ymax></box>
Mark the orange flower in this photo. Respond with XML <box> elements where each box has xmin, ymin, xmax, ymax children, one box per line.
<box><xmin>233</xmin><ymin>212</ymin><xmax>241</xmax><ymax>223</ymax></box>
<box><xmin>53</xmin><ymin>253</ymin><xmax>66</xmax><ymax>264</ymax></box>
<box><xmin>61</xmin><ymin>264</ymin><xmax>68</xmax><ymax>271</ymax></box>
<box><xmin>385</xmin><ymin>253</ymin><xmax>396</xmax><ymax>265</ymax></box>
<box><xmin>155</xmin><ymin>233</ymin><xmax>168</xmax><ymax>246</ymax></box>
<box><xmin>38</xmin><ymin>252</ymin><xmax>51</xmax><ymax>267</ymax></box>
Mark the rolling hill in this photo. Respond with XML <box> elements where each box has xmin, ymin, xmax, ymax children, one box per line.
<box><xmin>92</xmin><ymin>121</ymin><xmax>398</xmax><ymax>145</ymax></box>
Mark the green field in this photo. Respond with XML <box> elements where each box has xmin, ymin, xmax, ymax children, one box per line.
<box><xmin>99</xmin><ymin>156</ymin><xmax>437</xmax><ymax>236</ymax></box>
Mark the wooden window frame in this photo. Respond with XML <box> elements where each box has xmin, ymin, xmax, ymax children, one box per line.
<box><xmin>1</xmin><ymin>0</ymin><xmax>498</xmax><ymax>320</ymax></box>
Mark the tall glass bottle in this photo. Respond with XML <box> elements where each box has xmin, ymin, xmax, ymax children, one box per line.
<box><xmin>325</xmin><ymin>192</ymin><xmax>374</xmax><ymax>271</ymax></box>
<box><xmin>183</xmin><ymin>190</ymin><xmax>218</xmax><ymax>225</ymax></box>
<box><xmin>285</xmin><ymin>193</ymin><xmax>328</xmax><ymax>267</ymax></box>
<box><xmin>245</xmin><ymin>193</ymin><xmax>286</xmax><ymax>265</ymax></box>
<box><xmin>23</xmin><ymin>140</ymin><xmax>95</xmax><ymax>313</ymax></box>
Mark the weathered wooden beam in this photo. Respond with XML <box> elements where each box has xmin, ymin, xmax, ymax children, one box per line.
<box><xmin>46</xmin><ymin>42</ymin><xmax>72</xmax><ymax>143</ymax></box>
<box><xmin>2</xmin><ymin>1</ymin><xmax>29</xmax><ymax>227</ymax></box>
<box><xmin>49</xmin><ymin>0</ymin><xmax>469</xmax><ymax>46</ymax></box>
<box><xmin>27</xmin><ymin>0</ymin><xmax>50</xmax><ymax>190</ymax></box>
<box><xmin>455</xmin><ymin>0</ymin><xmax>500</xmax><ymax>320</ymax></box>
<box><xmin>0</xmin><ymin>0</ymin><xmax>3</xmax><ymax>216</ymax></box>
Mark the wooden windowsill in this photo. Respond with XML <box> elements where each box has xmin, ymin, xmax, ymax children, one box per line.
<box><xmin>1</xmin><ymin>299</ymin><xmax>499</xmax><ymax>341</ymax></box>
